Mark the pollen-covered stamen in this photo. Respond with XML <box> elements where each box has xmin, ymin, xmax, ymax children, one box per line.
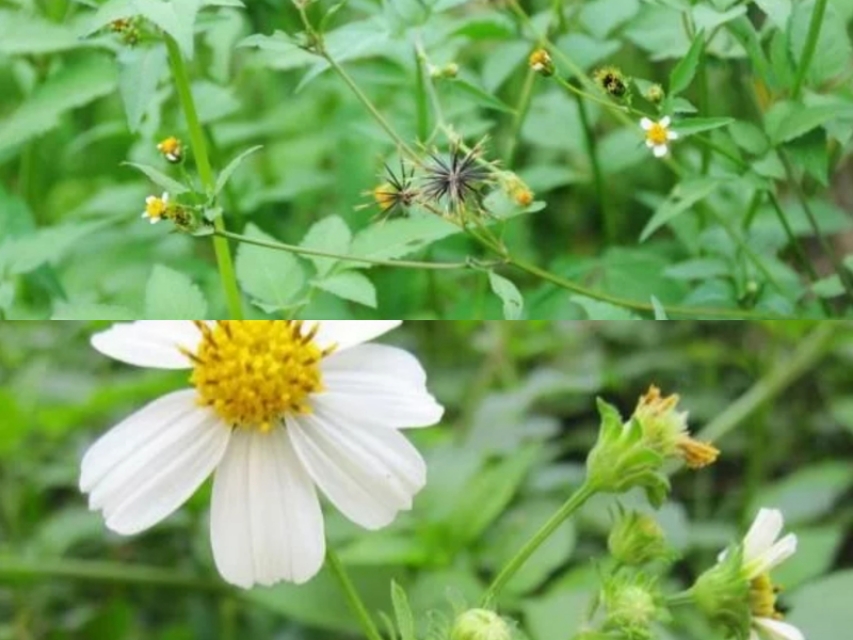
<box><xmin>188</xmin><ymin>321</ymin><xmax>333</xmax><ymax>432</ymax></box>
<box><xmin>677</xmin><ymin>436</ymin><xmax>720</xmax><ymax>469</ymax></box>
<box><xmin>750</xmin><ymin>573</ymin><xmax>784</xmax><ymax>620</ymax></box>
<box><xmin>646</xmin><ymin>123</ymin><xmax>669</xmax><ymax>146</ymax></box>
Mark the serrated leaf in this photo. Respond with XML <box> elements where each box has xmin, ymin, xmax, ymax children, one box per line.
<box><xmin>235</xmin><ymin>224</ymin><xmax>304</xmax><ymax>310</ymax></box>
<box><xmin>669</xmin><ymin>29</ymin><xmax>705</xmax><ymax>96</ymax></box>
<box><xmin>640</xmin><ymin>178</ymin><xmax>723</xmax><ymax>242</ymax></box>
<box><xmin>764</xmin><ymin>101</ymin><xmax>851</xmax><ymax>145</ymax></box>
<box><xmin>144</xmin><ymin>264</ymin><xmax>208</xmax><ymax>318</ymax></box>
<box><xmin>215</xmin><ymin>145</ymin><xmax>263</xmax><ymax>195</ymax></box>
<box><xmin>117</xmin><ymin>44</ymin><xmax>168</xmax><ymax>132</ymax></box>
<box><xmin>123</xmin><ymin>162</ymin><xmax>190</xmax><ymax>195</ymax></box>
<box><xmin>1</xmin><ymin>221</ymin><xmax>108</xmax><ymax>276</ymax></box>
<box><xmin>488</xmin><ymin>271</ymin><xmax>523</xmax><ymax>319</ymax></box>
<box><xmin>672</xmin><ymin>117</ymin><xmax>734</xmax><ymax>137</ymax></box>
<box><xmin>390</xmin><ymin>582</ymin><xmax>416</xmax><ymax>640</ymax></box>
<box><xmin>0</xmin><ymin>56</ymin><xmax>117</xmax><ymax>155</ymax></box>
<box><xmin>349</xmin><ymin>216</ymin><xmax>459</xmax><ymax>263</ymax></box>
<box><xmin>0</xmin><ymin>11</ymin><xmax>91</xmax><ymax>55</ymax></box>
<box><xmin>314</xmin><ymin>271</ymin><xmax>377</xmax><ymax>308</ymax></box>
<box><xmin>789</xmin><ymin>0</ymin><xmax>852</xmax><ymax>87</ymax></box>
<box><xmin>300</xmin><ymin>216</ymin><xmax>352</xmax><ymax>278</ymax></box>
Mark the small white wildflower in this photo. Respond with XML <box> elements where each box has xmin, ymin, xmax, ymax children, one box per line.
<box><xmin>640</xmin><ymin>116</ymin><xmax>678</xmax><ymax>158</ymax></box>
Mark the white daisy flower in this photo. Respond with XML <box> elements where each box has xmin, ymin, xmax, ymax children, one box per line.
<box><xmin>640</xmin><ymin>116</ymin><xmax>678</xmax><ymax>158</ymax></box>
<box><xmin>142</xmin><ymin>192</ymin><xmax>169</xmax><ymax>224</ymax></box>
<box><xmin>732</xmin><ymin>508</ymin><xmax>803</xmax><ymax>640</ymax></box>
<box><xmin>80</xmin><ymin>321</ymin><xmax>444</xmax><ymax>589</ymax></box>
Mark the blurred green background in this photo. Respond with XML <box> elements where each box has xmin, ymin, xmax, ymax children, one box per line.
<box><xmin>1</xmin><ymin>320</ymin><xmax>852</xmax><ymax>639</ymax></box>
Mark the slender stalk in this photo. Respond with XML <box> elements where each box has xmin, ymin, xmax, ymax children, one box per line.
<box><xmin>791</xmin><ymin>0</ymin><xmax>828</xmax><ymax>99</ymax></box>
<box><xmin>696</xmin><ymin>51</ymin><xmax>711</xmax><ymax>173</ymax></box>
<box><xmin>326</xmin><ymin>548</ymin><xmax>384</xmax><ymax>640</ymax></box>
<box><xmin>482</xmin><ymin>481</ymin><xmax>597</xmax><ymax>605</ymax></box>
<box><xmin>0</xmin><ymin>556</ymin><xmax>225</xmax><ymax>593</ymax></box>
<box><xmin>780</xmin><ymin>153</ymin><xmax>853</xmax><ymax>303</ymax></box>
<box><xmin>697</xmin><ymin>323</ymin><xmax>838</xmax><ymax>442</ymax></box>
<box><xmin>574</xmin><ymin>88</ymin><xmax>612</xmax><ymax>243</ymax></box>
<box><xmin>504</xmin><ymin>68</ymin><xmax>536</xmax><ymax>166</ymax></box>
<box><xmin>213</xmin><ymin>229</ymin><xmax>489</xmax><ymax>270</ymax></box>
<box><xmin>165</xmin><ymin>36</ymin><xmax>244</xmax><ymax>319</ymax></box>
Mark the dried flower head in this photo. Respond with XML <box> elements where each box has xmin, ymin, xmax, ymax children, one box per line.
<box><xmin>423</xmin><ymin>144</ymin><xmax>489</xmax><ymax>214</ymax></box>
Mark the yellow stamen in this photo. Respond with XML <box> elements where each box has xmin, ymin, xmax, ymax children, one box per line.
<box><xmin>188</xmin><ymin>321</ymin><xmax>333</xmax><ymax>431</ymax></box>
<box><xmin>636</xmin><ymin>385</ymin><xmax>678</xmax><ymax>417</ymax></box>
<box><xmin>646</xmin><ymin>123</ymin><xmax>669</xmax><ymax>146</ymax></box>
<box><xmin>145</xmin><ymin>197</ymin><xmax>167</xmax><ymax>220</ymax></box>
<box><xmin>373</xmin><ymin>183</ymin><xmax>397</xmax><ymax>211</ymax></box>
<box><xmin>157</xmin><ymin>136</ymin><xmax>182</xmax><ymax>160</ymax></box>
<box><xmin>750</xmin><ymin>573</ymin><xmax>783</xmax><ymax>620</ymax></box>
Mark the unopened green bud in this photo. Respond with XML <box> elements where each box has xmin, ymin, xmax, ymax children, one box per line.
<box><xmin>451</xmin><ymin>609</ymin><xmax>512</xmax><ymax>640</ymax></box>
<box><xmin>430</xmin><ymin>63</ymin><xmax>459</xmax><ymax>79</ymax></box>
<box><xmin>608</xmin><ymin>510</ymin><xmax>672</xmax><ymax>566</ymax></box>
<box><xmin>644</xmin><ymin>84</ymin><xmax>664</xmax><ymax>104</ymax></box>
<box><xmin>691</xmin><ymin>547</ymin><xmax>751</xmax><ymax>640</ymax></box>
<box><xmin>601</xmin><ymin>573</ymin><xmax>666</xmax><ymax>640</ymax></box>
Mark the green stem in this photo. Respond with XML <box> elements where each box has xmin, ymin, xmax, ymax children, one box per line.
<box><xmin>0</xmin><ymin>556</ymin><xmax>225</xmax><ymax>593</ymax></box>
<box><xmin>666</xmin><ymin>590</ymin><xmax>695</xmax><ymax>608</ymax></box>
<box><xmin>483</xmin><ymin>481</ymin><xmax>597</xmax><ymax>605</ymax></box>
<box><xmin>791</xmin><ymin>0</ymin><xmax>828</xmax><ymax>99</ymax></box>
<box><xmin>213</xmin><ymin>229</ymin><xmax>488</xmax><ymax>270</ymax></box>
<box><xmin>504</xmin><ymin>68</ymin><xmax>536</xmax><ymax>166</ymax></box>
<box><xmin>326</xmin><ymin>547</ymin><xmax>384</xmax><ymax>640</ymax></box>
<box><xmin>698</xmin><ymin>323</ymin><xmax>838</xmax><ymax>442</ymax></box>
<box><xmin>780</xmin><ymin>152</ymin><xmax>853</xmax><ymax>304</ymax></box>
<box><xmin>574</xmin><ymin>86</ymin><xmax>611</xmax><ymax>243</ymax></box>
<box><xmin>165</xmin><ymin>36</ymin><xmax>244</xmax><ymax>319</ymax></box>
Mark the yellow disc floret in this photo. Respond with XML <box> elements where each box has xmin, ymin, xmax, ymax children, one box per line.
<box><xmin>749</xmin><ymin>573</ymin><xmax>783</xmax><ymax>620</ymax></box>
<box><xmin>188</xmin><ymin>321</ymin><xmax>332</xmax><ymax>432</ymax></box>
<box><xmin>646</xmin><ymin>122</ymin><xmax>670</xmax><ymax>146</ymax></box>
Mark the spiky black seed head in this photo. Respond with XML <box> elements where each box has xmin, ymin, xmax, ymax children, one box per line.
<box><xmin>371</xmin><ymin>161</ymin><xmax>418</xmax><ymax>219</ymax></box>
<box><xmin>422</xmin><ymin>144</ymin><xmax>489</xmax><ymax>212</ymax></box>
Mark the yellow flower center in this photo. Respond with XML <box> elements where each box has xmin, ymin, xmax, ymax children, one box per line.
<box><xmin>145</xmin><ymin>197</ymin><xmax>167</xmax><ymax>219</ymax></box>
<box><xmin>373</xmin><ymin>183</ymin><xmax>397</xmax><ymax>211</ymax></box>
<box><xmin>157</xmin><ymin>137</ymin><xmax>181</xmax><ymax>157</ymax></box>
<box><xmin>187</xmin><ymin>321</ymin><xmax>332</xmax><ymax>432</ymax></box>
<box><xmin>646</xmin><ymin>123</ymin><xmax>669</xmax><ymax>146</ymax></box>
<box><xmin>750</xmin><ymin>573</ymin><xmax>783</xmax><ymax>620</ymax></box>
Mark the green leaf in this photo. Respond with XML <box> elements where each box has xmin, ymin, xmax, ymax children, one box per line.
<box><xmin>390</xmin><ymin>582</ymin><xmax>416</xmax><ymax>640</ymax></box>
<box><xmin>488</xmin><ymin>272</ymin><xmax>523</xmax><ymax>319</ymax></box>
<box><xmin>300</xmin><ymin>216</ymin><xmax>352</xmax><ymax>278</ymax></box>
<box><xmin>651</xmin><ymin>296</ymin><xmax>668</xmax><ymax>319</ymax></box>
<box><xmin>235</xmin><ymin>224</ymin><xmax>304</xmax><ymax>311</ymax></box>
<box><xmin>0</xmin><ymin>56</ymin><xmax>117</xmax><ymax>156</ymax></box>
<box><xmin>749</xmin><ymin>462</ymin><xmax>853</xmax><ymax>525</ymax></box>
<box><xmin>449</xmin><ymin>78</ymin><xmax>515</xmax><ymax>114</ymax></box>
<box><xmin>349</xmin><ymin>215</ymin><xmax>459</xmax><ymax>263</ymax></box>
<box><xmin>215</xmin><ymin>145</ymin><xmax>263</xmax><ymax>195</ymax></box>
<box><xmin>1</xmin><ymin>221</ymin><xmax>108</xmax><ymax>276</ymax></box>
<box><xmin>669</xmin><ymin>29</ymin><xmax>705</xmax><ymax>96</ymax></box>
<box><xmin>672</xmin><ymin>116</ymin><xmax>734</xmax><ymax>137</ymax></box>
<box><xmin>764</xmin><ymin>100</ymin><xmax>851</xmax><ymax>144</ymax></box>
<box><xmin>117</xmin><ymin>45</ymin><xmax>168</xmax><ymax>133</ymax></box>
<box><xmin>446</xmin><ymin>445</ymin><xmax>541</xmax><ymax>546</ymax></box>
<box><xmin>640</xmin><ymin>178</ymin><xmax>723</xmax><ymax>241</ymax></box>
<box><xmin>570</xmin><ymin>296</ymin><xmax>642</xmax><ymax>319</ymax></box>
<box><xmin>0</xmin><ymin>11</ymin><xmax>91</xmax><ymax>55</ymax></box>
<box><xmin>123</xmin><ymin>162</ymin><xmax>190</xmax><ymax>195</ymax></box>
<box><xmin>51</xmin><ymin>303</ymin><xmax>137</xmax><ymax>320</ymax></box>
<box><xmin>789</xmin><ymin>0</ymin><xmax>852</xmax><ymax>87</ymax></box>
<box><xmin>789</xmin><ymin>570</ymin><xmax>853</xmax><ymax>640</ymax></box>
<box><xmin>753</xmin><ymin>0</ymin><xmax>791</xmax><ymax>29</ymax></box>
<box><xmin>314</xmin><ymin>272</ymin><xmax>377</xmax><ymax>308</ymax></box>
<box><xmin>144</xmin><ymin>264</ymin><xmax>208</xmax><ymax>319</ymax></box>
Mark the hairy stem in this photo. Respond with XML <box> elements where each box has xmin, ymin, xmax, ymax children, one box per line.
<box><xmin>165</xmin><ymin>36</ymin><xmax>244</xmax><ymax>319</ymax></box>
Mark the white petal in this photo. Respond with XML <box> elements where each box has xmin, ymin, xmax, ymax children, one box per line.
<box><xmin>287</xmin><ymin>408</ymin><xmax>426</xmax><ymax>530</ymax></box>
<box><xmin>751</xmin><ymin>533</ymin><xmax>797</xmax><ymax>576</ymax></box>
<box><xmin>146</xmin><ymin>196</ymin><xmax>155</xmax><ymax>204</ymax></box>
<box><xmin>91</xmin><ymin>321</ymin><xmax>202</xmax><ymax>369</ymax></box>
<box><xmin>640</xmin><ymin>117</ymin><xmax>653</xmax><ymax>130</ymax></box>
<box><xmin>743</xmin><ymin>508</ymin><xmax>784</xmax><ymax>563</ymax></box>
<box><xmin>754</xmin><ymin>618</ymin><xmax>805</xmax><ymax>640</ymax></box>
<box><xmin>210</xmin><ymin>428</ymin><xmax>325</xmax><ymax>588</ymax></box>
<box><xmin>750</xmin><ymin>630</ymin><xmax>760</xmax><ymax>640</ymax></box>
<box><xmin>80</xmin><ymin>390</ymin><xmax>230</xmax><ymax>535</ymax></box>
<box><xmin>318</xmin><ymin>344</ymin><xmax>444</xmax><ymax>428</ymax></box>
<box><xmin>660</xmin><ymin>115</ymin><xmax>671</xmax><ymax>127</ymax></box>
<box><xmin>304</xmin><ymin>321</ymin><xmax>402</xmax><ymax>353</ymax></box>
<box><xmin>668</xmin><ymin>130</ymin><xmax>679</xmax><ymax>140</ymax></box>
<box><xmin>653</xmin><ymin>145</ymin><xmax>668</xmax><ymax>157</ymax></box>
<box><xmin>162</xmin><ymin>192</ymin><xmax>169</xmax><ymax>202</ymax></box>
<box><xmin>645</xmin><ymin>139</ymin><xmax>655</xmax><ymax>148</ymax></box>
<box><xmin>150</xmin><ymin>217</ymin><xmax>159</xmax><ymax>224</ymax></box>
